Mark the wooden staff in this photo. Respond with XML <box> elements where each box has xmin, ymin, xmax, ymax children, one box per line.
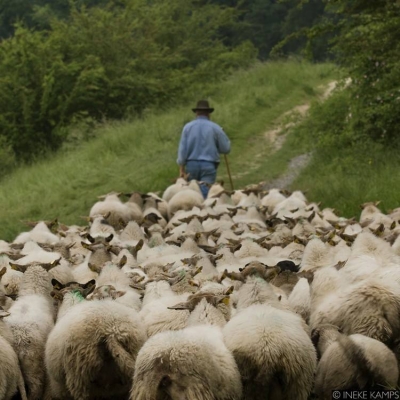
<box><xmin>224</xmin><ymin>154</ymin><xmax>234</xmax><ymax>191</ymax></box>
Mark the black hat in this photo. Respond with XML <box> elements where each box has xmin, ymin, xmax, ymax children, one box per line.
<box><xmin>192</xmin><ymin>100</ymin><xmax>214</xmax><ymax>113</ymax></box>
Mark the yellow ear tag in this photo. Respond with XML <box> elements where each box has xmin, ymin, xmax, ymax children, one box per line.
<box><xmin>222</xmin><ymin>297</ymin><xmax>230</xmax><ymax>305</ymax></box>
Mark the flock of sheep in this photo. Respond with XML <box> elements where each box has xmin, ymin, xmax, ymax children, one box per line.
<box><xmin>1</xmin><ymin>177</ymin><xmax>400</xmax><ymax>400</ymax></box>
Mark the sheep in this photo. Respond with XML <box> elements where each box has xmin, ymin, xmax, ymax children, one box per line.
<box><xmin>167</xmin><ymin>189</ymin><xmax>204</xmax><ymax>219</ymax></box>
<box><xmin>120</xmin><ymin>221</ymin><xmax>146</xmax><ymax>244</ymax></box>
<box><xmin>260</xmin><ymin>188</ymin><xmax>287</xmax><ymax>213</ymax></box>
<box><xmin>312</xmin><ymin>324</ymin><xmax>399</xmax><ymax>399</ymax></box>
<box><xmin>310</xmin><ymin>278</ymin><xmax>400</xmax><ymax>345</ymax></box>
<box><xmin>231</xmin><ymin>274</ymin><xmax>282</xmax><ymax>312</ymax></box>
<box><xmin>0</xmin><ymin>307</ymin><xmax>27</xmax><ymax>400</ymax></box>
<box><xmin>0</xmin><ymin>264</ymin><xmax>23</xmax><ymax>297</ymax></box>
<box><xmin>14</xmin><ymin>222</ymin><xmax>59</xmax><ymax>245</ymax></box>
<box><xmin>5</xmin><ymin>265</ymin><xmax>54</xmax><ymax>400</ymax></box>
<box><xmin>125</xmin><ymin>192</ymin><xmax>145</xmax><ymax>223</ymax></box>
<box><xmin>300</xmin><ymin>238</ymin><xmax>331</xmax><ymax>271</ymax></box>
<box><xmin>131</xmin><ymin>293</ymin><xmax>242</xmax><ymax>400</ymax></box>
<box><xmin>162</xmin><ymin>177</ymin><xmax>188</xmax><ymax>202</ymax></box>
<box><xmin>288</xmin><ymin>277</ymin><xmax>311</xmax><ymax>322</ymax></box>
<box><xmin>0</xmin><ymin>274</ymin><xmax>13</xmax><ymax>311</ymax></box>
<box><xmin>223</xmin><ymin>304</ymin><xmax>317</xmax><ymax>400</ymax></box>
<box><xmin>95</xmin><ymin>263</ymin><xmax>142</xmax><ymax>311</ymax></box>
<box><xmin>46</xmin><ymin>282</ymin><xmax>147</xmax><ymax>400</ymax></box>
<box><xmin>90</xmin><ymin>192</ymin><xmax>141</xmax><ymax>229</ymax></box>
<box><xmin>143</xmin><ymin>196</ymin><xmax>167</xmax><ymax>228</ymax></box>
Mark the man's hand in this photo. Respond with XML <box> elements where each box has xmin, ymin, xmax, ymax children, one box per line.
<box><xmin>179</xmin><ymin>165</ymin><xmax>186</xmax><ymax>178</ymax></box>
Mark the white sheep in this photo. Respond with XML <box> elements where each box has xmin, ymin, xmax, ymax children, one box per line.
<box><xmin>223</xmin><ymin>304</ymin><xmax>317</xmax><ymax>400</ymax></box>
<box><xmin>13</xmin><ymin>221</ymin><xmax>59</xmax><ymax>245</ymax></box>
<box><xmin>0</xmin><ymin>307</ymin><xmax>27</xmax><ymax>400</ymax></box>
<box><xmin>312</xmin><ymin>324</ymin><xmax>399</xmax><ymax>399</ymax></box>
<box><xmin>95</xmin><ymin>263</ymin><xmax>142</xmax><ymax>311</ymax></box>
<box><xmin>46</xmin><ymin>289</ymin><xmax>147</xmax><ymax>400</ymax></box>
<box><xmin>288</xmin><ymin>277</ymin><xmax>311</xmax><ymax>322</ymax></box>
<box><xmin>167</xmin><ymin>189</ymin><xmax>204</xmax><ymax>219</ymax></box>
<box><xmin>5</xmin><ymin>265</ymin><xmax>54</xmax><ymax>400</ymax></box>
<box><xmin>131</xmin><ymin>294</ymin><xmax>242</xmax><ymax>400</ymax></box>
<box><xmin>162</xmin><ymin>178</ymin><xmax>188</xmax><ymax>202</ymax></box>
<box><xmin>310</xmin><ymin>277</ymin><xmax>400</xmax><ymax>345</ymax></box>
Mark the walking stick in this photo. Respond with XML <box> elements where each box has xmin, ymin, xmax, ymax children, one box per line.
<box><xmin>224</xmin><ymin>154</ymin><xmax>234</xmax><ymax>191</ymax></box>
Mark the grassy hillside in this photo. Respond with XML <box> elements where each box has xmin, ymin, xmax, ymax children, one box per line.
<box><xmin>0</xmin><ymin>60</ymin><xmax>336</xmax><ymax>241</ymax></box>
<box><xmin>289</xmin><ymin>89</ymin><xmax>400</xmax><ymax>218</ymax></box>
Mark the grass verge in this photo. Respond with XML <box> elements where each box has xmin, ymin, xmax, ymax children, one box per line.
<box><xmin>288</xmin><ymin>88</ymin><xmax>400</xmax><ymax>218</ymax></box>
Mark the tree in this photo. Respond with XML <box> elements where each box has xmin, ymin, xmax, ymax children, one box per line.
<box><xmin>328</xmin><ymin>0</ymin><xmax>400</xmax><ymax>143</ymax></box>
<box><xmin>0</xmin><ymin>0</ymin><xmax>256</xmax><ymax>161</ymax></box>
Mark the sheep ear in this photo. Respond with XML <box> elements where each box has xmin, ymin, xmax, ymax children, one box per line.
<box><xmin>86</xmin><ymin>234</ymin><xmax>96</xmax><ymax>244</ymax></box>
<box><xmin>117</xmin><ymin>255</ymin><xmax>127</xmax><ymax>268</ymax></box>
<box><xmin>0</xmin><ymin>266</ymin><xmax>6</xmax><ymax>280</ymax></box>
<box><xmin>225</xmin><ymin>286</ymin><xmax>234</xmax><ymax>295</ymax></box>
<box><xmin>82</xmin><ymin>280</ymin><xmax>96</xmax><ymax>297</ymax></box>
<box><xmin>188</xmin><ymin>279</ymin><xmax>200</xmax><ymax>287</ymax></box>
<box><xmin>88</xmin><ymin>263</ymin><xmax>100</xmax><ymax>273</ymax></box>
<box><xmin>167</xmin><ymin>302</ymin><xmax>191</xmax><ymax>310</ymax></box>
<box><xmin>66</xmin><ymin>242</ymin><xmax>76</xmax><ymax>250</ymax></box>
<box><xmin>0</xmin><ymin>307</ymin><xmax>10</xmax><ymax>318</ymax></box>
<box><xmin>114</xmin><ymin>291</ymin><xmax>126</xmax><ymax>299</ymax></box>
<box><xmin>51</xmin><ymin>279</ymin><xmax>65</xmax><ymax>290</ymax></box>
<box><xmin>9</xmin><ymin>262</ymin><xmax>28</xmax><ymax>273</ymax></box>
<box><xmin>217</xmin><ymin>295</ymin><xmax>230</xmax><ymax>305</ymax></box>
<box><xmin>105</xmin><ymin>234</ymin><xmax>114</xmax><ymax>243</ymax></box>
<box><xmin>41</xmin><ymin>260</ymin><xmax>58</xmax><ymax>272</ymax></box>
<box><xmin>82</xmin><ymin>279</ymin><xmax>96</xmax><ymax>289</ymax></box>
<box><xmin>193</xmin><ymin>266</ymin><xmax>203</xmax><ymax>276</ymax></box>
<box><xmin>298</xmin><ymin>270</ymin><xmax>314</xmax><ymax>284</ymax></box>
<box><xmin>81</xmin><ymin>242</ymin><xmax>93</xmax><ymax>251</ymax></box>
<box><xmin>136</xmin><ymin>239</ymin><xmax>144</xmax><ymax>252</ymax></box>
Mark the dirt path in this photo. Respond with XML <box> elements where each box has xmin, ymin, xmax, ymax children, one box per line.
<box><xmin>232</xmin><ymin>80</ymin><xmax>343</xmax><ymax>185</ymax></box>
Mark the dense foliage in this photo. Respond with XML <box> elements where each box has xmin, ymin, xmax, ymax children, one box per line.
<box><xmin>0</xmin><ymin>0</ymin><xmax>255</xmax><ymax>161</ymax></box>
<box><xmin>328</xmin><ymin>0</ymin><xmax>400</xmax><ymax>144</ymax></box>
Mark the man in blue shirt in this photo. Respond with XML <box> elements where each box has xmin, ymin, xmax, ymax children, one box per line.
<box><xmin>177</xmin><ymin>100</ymin><xmax>231</xmax><ymax>198</ymax></box>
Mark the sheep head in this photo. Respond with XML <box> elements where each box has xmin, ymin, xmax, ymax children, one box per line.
<box><xmin>51</xmin><ymin>279</ymin><xmax>96</xmax><ymax>301</ymax></box>
<box><xmin>168</xmin><ymin>292</ymin><xmax>230</xmax><ymax>312</ymax></box>
<box><xmin>9</xmin><ymin>258</ymin><xmax>61</xmax><ymax>273</ymax></box>
<box><xmin>90</xmin><ymin>285</ymin><xmax>126</xmax><ymax>301</ymax></box>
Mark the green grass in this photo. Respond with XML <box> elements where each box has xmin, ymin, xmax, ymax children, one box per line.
<box><xmin>0</xmin><ymin>60</ymin><xmax>336</xmax><ymax>241</ymax></box>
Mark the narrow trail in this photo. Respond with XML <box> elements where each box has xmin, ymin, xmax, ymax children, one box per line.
<box><xmin>233</xmin><ymin>80</ymin><xmax>341</xmax><ymax>189</ymax></box>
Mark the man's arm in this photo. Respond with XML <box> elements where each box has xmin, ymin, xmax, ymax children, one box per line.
<box><xmin>215</xmin><ymin>126</ymin><xmax>231</xmax><ymax>154</ymax></box>
<box><xmin>177</xmin><ymin>128</ymin><xmax>188</xmax><ymax>176</ymax></box>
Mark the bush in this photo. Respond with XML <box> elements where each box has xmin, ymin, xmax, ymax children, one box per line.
<box><xmin>0</xmin><ymin>0</ymin><xmax>256</xmax><ymax>162</ymax></box>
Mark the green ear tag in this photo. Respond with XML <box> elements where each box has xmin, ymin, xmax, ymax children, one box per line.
<box><xmin>72</xmin><ymin>290</ymin><xmax>85</xmax><ymax>302</ymax></box>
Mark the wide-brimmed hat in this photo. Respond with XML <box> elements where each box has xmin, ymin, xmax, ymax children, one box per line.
<box><xmin>192</xmin><ymin>100</ymin><xmax>214</xmax><ymax>113</ymax></box>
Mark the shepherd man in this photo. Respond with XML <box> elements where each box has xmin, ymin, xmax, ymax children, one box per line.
<box><xmin>177</xmin><ymin>100</ymin><xmax>231</xmax><ymax>198</ymax></box>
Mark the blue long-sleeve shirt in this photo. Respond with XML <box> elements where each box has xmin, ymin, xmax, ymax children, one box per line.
<box><xmin>177</xmin><ymin>116</ymin><xmax>231</xmax><ymax>165</ymax></box>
